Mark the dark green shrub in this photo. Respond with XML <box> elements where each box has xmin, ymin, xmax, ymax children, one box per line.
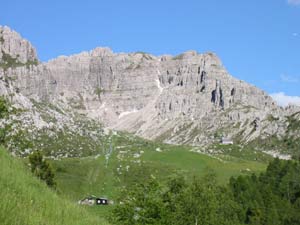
<box><xmin>29</xmin><ymin>151</ymin><xmax>56</xmax><ymax>188</ymax></box>
<box><xmin>0</xmin><ymin>96</ymin><xmax>9</xmax><ymax>119</ymax></box>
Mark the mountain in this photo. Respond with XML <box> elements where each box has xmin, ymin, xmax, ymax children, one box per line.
<box><xmin>1</xmin><ymin>25</ymin><xmax>299</xmax><ymax>157</ymax></box>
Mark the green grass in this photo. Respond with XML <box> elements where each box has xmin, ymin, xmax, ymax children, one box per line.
<box><xmin>48</xmin><ymin>135</ymin><xmax>267</xmax><ymax>219</ymax></box>
<box><xmin>140</xmin><ymin>145</ymin><xmax>267</xmax><ymax>183</ymax></box>
<box><xmin>0</xmin><ymin>147</ymin><xmax>109</xmax><ymax>225</ymax></box>
<box><xmin>0</xmin><ymin>126</ymin><xmax>269</xmax><ymax>223</ymax></box>
<box><xmin>212</xmin><ymin>143</ymin><xmax>272</xmax><ymax>162</ymax></box>
<box><xmin>52</xmin><ymin>156</ymin><xmax>118</xmax><ymax>200</ymax></box>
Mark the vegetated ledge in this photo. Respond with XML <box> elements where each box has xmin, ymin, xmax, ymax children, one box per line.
<box><xmin>0</xmin><ymin>50</ymin><xmax>38</xmax><ymax>70</ymax></box>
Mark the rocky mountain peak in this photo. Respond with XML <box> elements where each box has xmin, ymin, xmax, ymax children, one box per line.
<box><xmin>1</xmin><ymin>26</ymin><xmax>299</xmax><ymax>150</ymax></box>
<box><xmin>90</xmin><ymin>47</ymin><xmax>113</xmax><ymax>57</ymax></box>
<box><xmin>0</xmin><ymin>26</ymin><xmax>38</xmax><ymax>64</ymax></box>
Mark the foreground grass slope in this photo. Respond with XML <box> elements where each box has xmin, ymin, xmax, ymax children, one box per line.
<box><xmin>0</xmin><ymin>147</ymin><xmax>108</xmax><ymax>225</ymax></box>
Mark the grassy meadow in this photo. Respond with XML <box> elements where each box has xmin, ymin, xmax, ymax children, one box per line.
<box><xmin>48</xmin><ymin>133</ymin><xmax>269</xmax><ymax>219</ymax></box>
<box><xmin>0</xmin><ymin>147</ymin><xmax>109</xmax><ymax>225</ymax></box>
<box><xmin>0</xmin><ymin>130</ymin><xmax>271</xmax><ymax>224</ymax></box>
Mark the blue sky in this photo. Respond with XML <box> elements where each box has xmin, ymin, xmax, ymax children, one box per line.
<box><xmin>1</xmin><ymin>0</ymin><xmax>300</xmax><ymax>105</ymax></box>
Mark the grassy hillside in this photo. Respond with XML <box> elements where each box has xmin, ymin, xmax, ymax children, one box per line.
<box><xmin>53</xmin><ymin>147</ymin><xmax>267</xmax><ymax>197</ymax></box>
<box><xmin>0</xmin><ymin>147</ymin><xmax>109</xmax><ymax>225</ymax></box>
<box><xmin>50</xmin><ymin>133</ymin><xmax>268</xmax><ymax>219</ymax></box>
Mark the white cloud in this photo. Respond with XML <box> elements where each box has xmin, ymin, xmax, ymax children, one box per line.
<box><xmin>280</xmin><ymin>74</ymin><xmax>299</xmax><ymax>83</ymax></box>
<box><xmin>293</xmin><ymin>32</ymin><xmax>299</xmax><ymax>36</ymax></box>
<box><xmin>288</xmin><ymin>0</ymin><xmax>300</xmax><ymax>5</ymax></box>
<box><xmin>270</xmin><ymin>92</ymin><xmax>300</xmax><ymax>107</ymax></box>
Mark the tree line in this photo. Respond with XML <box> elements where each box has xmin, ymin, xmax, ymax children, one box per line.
<box><xmin>110</xmin><ymin>158</ymin><xmax>300</xmax><ymax>225</ymax></box>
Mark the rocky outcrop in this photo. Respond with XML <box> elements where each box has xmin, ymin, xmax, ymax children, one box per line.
<box><xmin>0</xmin><ymin>26</ymin><xmax>37</xmax><ymax>64</ymax></box>
<box><xmin>1</xmin><ymin>26</ymin><xmax>299</xmax><ymax>148</ymax></box>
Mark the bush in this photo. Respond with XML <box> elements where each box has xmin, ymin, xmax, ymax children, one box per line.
<box><xmin>29</xmin><ymin>151</ymin><xmax>56</xmax><ymax>188</ymax></box>
<box><xmin>0</xmin><ymin>96</ymin><xmax>9</xmax><ymax>119</ymax></box>
<box><xmin>110</xmin><ymin>172</ymin><xmax>241</xmax><ymax>225</ymax></box>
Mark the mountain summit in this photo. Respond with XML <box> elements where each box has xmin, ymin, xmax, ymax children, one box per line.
<box><xmin>1</xmin><ymin>26</ymin><xmax>299</xmax><ymax>156</ymax></box>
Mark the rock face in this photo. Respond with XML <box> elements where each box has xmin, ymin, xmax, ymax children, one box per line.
<box><xmin>1</xmin><ymin>26</ymin><xmax>299</xmax><ymax>147</ymax></box>
<box><xmin>0</xmin><ymin>26</ymin><xmax>37</xmax><ymax>64</ymax></box>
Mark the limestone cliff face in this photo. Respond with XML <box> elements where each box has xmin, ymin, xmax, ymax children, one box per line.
<box><xmin>0</xmin><ymin>26</ymin><xmax>37</xmax><ymax>64</ymax></box>
<box><xmin>1</xmin><ymin>26</ymin><xmax>299</xmax><ymax>147</ymax></box>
